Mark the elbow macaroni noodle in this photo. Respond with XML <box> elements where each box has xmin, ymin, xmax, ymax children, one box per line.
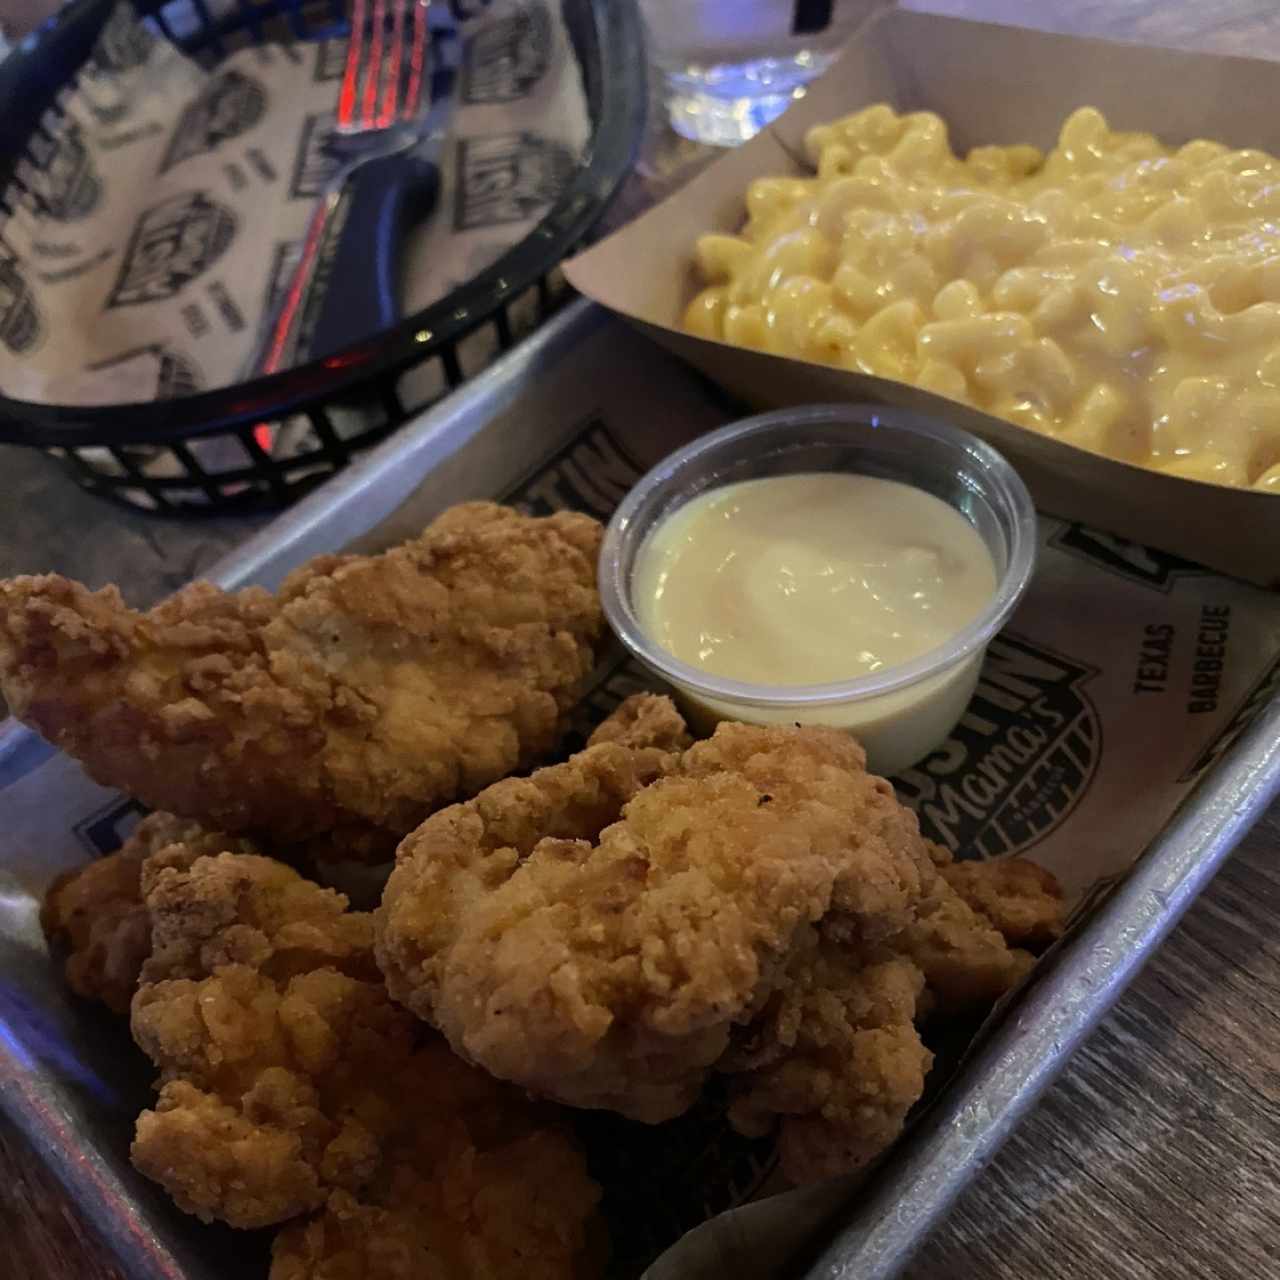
<box><xmin>685</xmin><ymin>105</ymin><xmax>1280</xmax><ymax>491</ymax></box>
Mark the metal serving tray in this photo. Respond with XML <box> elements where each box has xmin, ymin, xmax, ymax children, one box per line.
<box><xmin>3</xmin><ymin>298</ymin><xmax>1280</xmax><ymax>1280</ymax></box>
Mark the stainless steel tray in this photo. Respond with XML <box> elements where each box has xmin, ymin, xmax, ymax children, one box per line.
<box><xmin>3</xmin><ymin>297</ymin><xmax>1280</xmax><ymax>1280</ymax></box>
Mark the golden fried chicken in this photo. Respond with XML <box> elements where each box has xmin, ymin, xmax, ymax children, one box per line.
<box><xmin>377</xmin><ymin>696</ymin><xmax>693</xmax><ymax>1123</ymax></box>
<box><xmin>131</xmin><ymin>853</ymin><xmax>387</xmax><ymax>1226</ymax></box>
<box><xmin>40</xmin><ymin>812</ymin><xmax>256</xmax><ymax>1014</ymax></box>
<box><xmin>378</xmin><ymin>710</ymin><xmax>1063</xmax><ymax>1186</ymax></box>
<box><xmin>129</xmin><ymin>847</ymin><xmax>603</xmax><ymax>1277</ymax></box>
<box><xmin>269</xmin><ymin>1042</ymin><xmax>602</xmax><ymax>1280</ymax></box>
<box><xmin>378</xmin><ymin>713</ymin><xmax>885</xmax><ymax>1123</ymax></box>
<box><xmin>899</xmin><ymin>879</ymin><xmax>1036</xmax><ymax>1014</ymax></box>
<box><xmin>582</xmin><ymin>691</ymin><xmax>691</xmax><ymax>756</ymax></box>
<box><xmin>724</xmin><ymin>849</ymin><xmax>1064</xmax><ymax>1181</ymax></box>
<box><xmin>723</xmin><ymin>939</ymin><xmax>931</xmax><ymax>1184</ymax></box>
<box><xmin>378</xmin><ymin>719</ymin><xmax>926</xmax><ymax>1120</ymax></box>
<box><xmin>1</xmin><ymin>504</ymin><xmax>604</xmax><ymax>863</ymax></box>
<box><xmin>929</xmin><ymin>843</ymin><xmax>1065</xmax><ymax>948</ymax></box>
<box><xmin>41</xmin><ymin>851</ymin><xmax>147</xmax><ymax>1016</ymax></box>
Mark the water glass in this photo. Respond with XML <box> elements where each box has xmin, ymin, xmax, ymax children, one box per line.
<box><xmin>641</xmin><ymin>0</ymin><xmax>870</xmax><ymax>146</ymax></box>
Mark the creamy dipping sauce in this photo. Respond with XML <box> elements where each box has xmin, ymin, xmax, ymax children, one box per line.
<box><xmin>631</xmin><ymin>472</ymin><xmax>1000</xmax><ymax>776</ymax></box>
<box><xmin>635</xmin><ymin>473</ymin><xmax>997</xmax><ymax>685</ymax></box>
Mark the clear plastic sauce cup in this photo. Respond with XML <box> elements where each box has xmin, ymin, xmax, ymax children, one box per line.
<box><xmin>599</xmin><ymin>404</ymin><xmax>1038</xmax><ymax>777</ymax></box>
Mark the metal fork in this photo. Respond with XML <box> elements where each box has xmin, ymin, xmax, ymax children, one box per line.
<box><xmin>250</xmin><ymin>0</ymin><xmax>434</xmax><ymax>382</ymax></box>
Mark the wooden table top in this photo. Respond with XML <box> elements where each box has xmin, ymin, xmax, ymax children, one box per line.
<box><xmin>5</xmin><ymin>2</ymin><xmax>1280</xmax><ymax>1279</ymax></box>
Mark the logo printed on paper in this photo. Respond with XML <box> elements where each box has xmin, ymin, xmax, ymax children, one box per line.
<box><xmin>97</xmin><ymin>121</ymin><xmax>165</xmax><ymax>151</ymax></box>
<box><xmin>21</xmin><ymin>120</ymin><xmax>103</xmax><ymax>221</ymax></box>
<box><xmin>462</xmin><ymin>1</ymin><xmax>552</xmax><ymax>103</ymax></box>
<box><xmin>34</xmin><ymin>248</ymin><xmax>113</xmax><ymax>286</ymax></box>
<box><xmin>1050</xmin><ymin>524</ymin><xmax>1206</xmax><ymax>592</ymax></box>
<box><xmin>88</xmin><ymin>343</ymin><xmax>204</xmax><ymax>400</ymax></box>
<box><xmin>89</xmin><ymin>5</ymin><xmax>155</xmax><ymax>74</ymax></box>
<box><xmin>181</xmin><ymin>302</ymin><xmax>209</xmax><ymax>337</ymax></box>
<box><xmin>505</xmin><ymin>417</ymin><xmax>644</xmax><ymax>520</ymax></box>
<box><xmin>893</xmin><ymin>634</ymin><xmax>1101</xmax><ymax>859</ymax></box>
<box><xmin>161</xmin><ymin>70</ymin><xmax>268</xmax><ymax>172</ymax></box>
<box><xmin>29</xmin><ymin>239</ymin><xmax>79</xmax><ymax>260</ymax></box>
<box><xmin>78</xmin><ymin>6</ymin><xmax>154</xmax><ymax>123</ymax></box>
<box><xmin>246</xmin><ymin>147</ymin><xmax>277</xmax><ymax>182</ymax></box>
<box><xmin>0</xmin><ymin>248</ymin><xmax>41</xmax><ymax>354</ymax></box>
<box><xmin>453</xmin><ymin>133</ymin><xmax>575</xmax><ymax>230</ymax></box>
<box><xmin>1178</xmin><ymin>650</ymin><xmax>1280</xmax><ymax>782</ymax></box>
<box><xmin>106</xmin><ymin>192</ymin><xmax>237</xmax><ymax>308</ymax></box>
<box><xmin>291</xmin><ymin>112</ymin><xmax>342</xmax><ymax>199</ymax></box>
<box><xmin>315</xmin><ymin>37</ymin><xmax>348</xmax><ymax>81</ymax></box>
<box><xmin>263</xmin><ymin>238</ymin><xmax>304</xmax><ymax>319</ymax></box>
<box><xmin>503</xmin><ymin>419</ymin><xmax>663</xmax><ymax>748</ymax></box>
<box><xmin>206</xmin><ymin>280</ymin><xmax>247</xmax><ymax>333</ymax></box>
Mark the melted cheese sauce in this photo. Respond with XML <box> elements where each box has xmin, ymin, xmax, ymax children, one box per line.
<box><xmin>685</xmin><ymin>104</ymin><xmax>1280</xmax><ymax>490</ymax></box>
<box><xmin>635</xmin><ymin>472</ymin><xmax>997</xmax><ymax>687</ymax></box>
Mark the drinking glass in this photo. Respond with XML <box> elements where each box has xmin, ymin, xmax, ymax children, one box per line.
<box><xmin>641</xmin><ymin>0</ymin><xmax>870</xmax><ymax>146</ymax></box>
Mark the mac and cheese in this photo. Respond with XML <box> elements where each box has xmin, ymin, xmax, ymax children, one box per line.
<box><xmin>685</xmin><ymin>105</ymin><xmax>1280</xmax><ymax>491</ymax></box>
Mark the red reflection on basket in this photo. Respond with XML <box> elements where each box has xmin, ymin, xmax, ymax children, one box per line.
<box><xmin>324</xmin><ymin>351</ymin><xmax>368</xmax><ymax>369</ymax></box>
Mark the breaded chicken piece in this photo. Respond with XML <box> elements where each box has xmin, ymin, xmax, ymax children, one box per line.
<box><xmin>379</xmin><ymin>713</ymin><xmax>1060</xmax><ymax>1184</ymax></box>
<box><xmin>377</xmin><ymin>696</ymin><xmax>692</xmax><ymax>1111</ymax></box>
<box><xmin>41</xmin><ymin>850</ymin><xmax>148</xmax><ymax>1016</ymax></box>
<box><xmin>129</xmin><ymin>848</ymin><xmax>603</xmax><ymax>1274</ymax></box>
<box><xmin>930</xmin><ymin>846</ymin><xmax>1064</xmax><ymax>948</ymax></box>
<box><xmin>131</xmin><ymin>853</ymin><xmax>387</xmax><ymax>1226</ymax></box>
<box><xmin>584</xmin><ymin>692</ymin><xmax>692</xmax><ymax>756</ymax></box>
<box><xmin>269</xmin><ymin>1042</ymin><xmax>602</xmax><ymax>1280</ymax></box>
<box><xmin>40</xmin><ymin>812</ymin><xmax>256</xmax><ymax>1014</ymax></box>
<box><xmin>724</xmin><ymin>848</ymin><xmax>1063</xmax><ymax>1181</ymax></box>
<box><xmin>378</xmin><ymin>720</ymin><xmax>940</xmax><ymax>1125</ymax></box>
<box><xmin>1</xmin><ymin>504</ymin><xmax>604</xmax><ymax>863</ymax></box>
<box><xmin>899</xmin><ymin>877</ymin><xmax>1036</xmax><ymax>1013</ymax></box>
<box><xmin>723</xmin><ymin>938</ymin><xmax>931</xmax><ymax>1184</ymax></box>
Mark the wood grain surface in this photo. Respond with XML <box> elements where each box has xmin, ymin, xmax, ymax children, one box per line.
<box><xmin>6</xmin><ymin>2</ymin><xmax>1280</xmax><ymax>1279</ymax></box>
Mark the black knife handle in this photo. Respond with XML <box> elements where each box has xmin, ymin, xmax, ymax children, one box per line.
<box><xmin>308</xmin><ymin>149</ymin><xmax>440</xmax><ymax>360</ymax></box>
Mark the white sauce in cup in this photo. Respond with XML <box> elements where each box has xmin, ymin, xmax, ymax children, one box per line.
<box><xmin>633</xmin><ymin>472</ymin><xmax>999</xmax><ymax>774</ymax></box>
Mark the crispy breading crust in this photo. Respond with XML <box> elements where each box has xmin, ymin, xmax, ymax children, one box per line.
<box><xmin>584</xmin><ymin>692</ymin><xmax>692</xmax><ymax>756</ymax></box>
<box><xmin>39</xmin><ymin>812</ymin><xmax>257</xmax><ymax>1014</ymax></box>
<box><xmin>935</xmin><ymin>853</ymin><xmax>1065</xmax><ymax>948</ymax></box>
<box><xmin>269</xmin><ymin>1042</ymin><xmax>602</xmax><ymax>1280</ymax></box>
<box><xmin>2</xmin><ymin>504</ymin><xmax>604</xmax><ymax>862</ymax></box>
<box><xmin>380</xmin><ymin>715</ymin><xmax>927</xmax><ymax>1150</ymax></box>
<box><xmin>128</xmin><ymin>848</ymin><xmax>603</xmax><ymax>1279</ymax></box>
<box><xmin>723</xmin><ymin>938</ymin><xmax>932</xmax><ymax>1183</ymax></box>
<box><xmin>130</xmin><ymin>853</ymin><xmax>391</xmax><ymax>1226</ymax></box>
<box><xmin>381</xmin><ymin>706</ymin><xmax>848</xmax><ymax>1123</ymax></box>
<box><xmin>378</xmin><ymin>708</ymin><xmax>1064</xmax><ymax>1185</ymax></box>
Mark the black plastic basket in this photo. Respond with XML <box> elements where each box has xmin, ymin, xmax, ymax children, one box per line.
<box><xmin>0</xmin><ymin>0</ymin><xmax>646</xmax><ymax>514</ymax></box>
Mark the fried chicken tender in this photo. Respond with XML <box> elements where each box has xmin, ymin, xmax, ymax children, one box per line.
<box><xmin>269</xmin><ymin>1043</ymin><xmax>602</xmax><ymax>1280</ymax></box>
<box><xmin>130</xmin><ymin>853</ymin><xmax>388</xmax><ymax>1227</ymax></box>
<box><xmin>930</xmin><ymin>845</ymin><xmax>1065</xmax><ymax>948</ymax></box>
<box><xmin>379</xmin><ymin>717</ymin><xmax>936</xmax><ymax>1121</ymax></box>
<box><xmin>723</xmin><ymin>939</ymin><xmax>931</xmax><ymax>1184</ymax></box>
<box><xmin>379</xmin><ymin>709</ymin><xmax>1063</xmax><ymax>1185</ymax></box>
<box><xmin>582</xmin><ymin>691</ymin><xmax>692</xmax><ymax>755</ymax></box>
<box><xmin>1</xmin><ymin>504</ymin><xmax>604</xmax><ymax>862</ymax></box>
<box><xmin>129</xmin><ymin>848</ymin><xmax>603</xmax><ymax>1276</ymax></box>
<box><xmin>899</xmin><ymin>879</ymin><xmax>1036</xmax><ymax>1014</ymax></box>
<box><xmin>40</xmin><ymin>812</ymin><xmax>256</xmax><ymax>1014</ymax></box>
